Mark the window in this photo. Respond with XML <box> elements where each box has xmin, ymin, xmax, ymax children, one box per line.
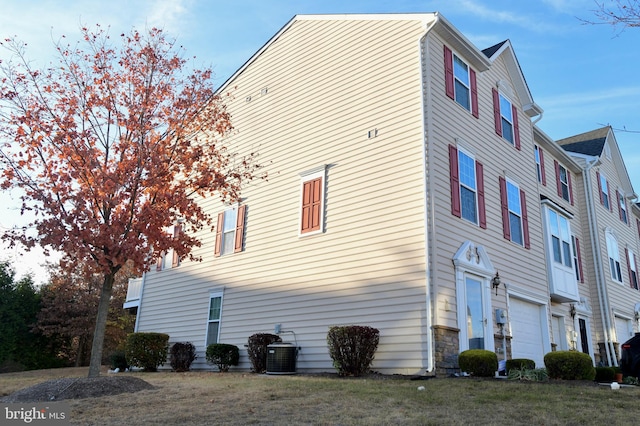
<box><xmin>214</xmin><ymin>205</ymin><xmax>246</xmax><ymax>257</ymax></box>
<box><xmin>443</xmin><ymin>46</ymin><xmax>478</xmax><ymax>117</ymax></box>
<box><xmin>449</xmin><ymin>145</ymin><xmax>486</xmax><ymax>228</ymax></box>
<box><xmin>500</xmin><ymin>177</ymin><xmax>529</xmax><ymax>248</ymax></box>
<box><xmin>554</xmin><ymin>161</ymin><xmax>573</xmax><ymax>205</ymax></box>
<box><xmin>597</xmin><ymin>171</ymin><xmax>610</xmax><ymax>210</ymax></box>
<box><xmin>155</xmin><ymin>224</ymin><xmax>181</xmax><ymax>271</ymax></box>
<box><xmin>606</xmin><ymin>231</ymin><xmax>622</xmax><ymax>283</ymax></box>
<box><xmin>626</xmin><ymin>248</ymin><xmax>638</xmax><ymax>290</ymax></box>
<box><xmin>618</xmin><ymin>190</ymin><xmax>628</xmax><ymax>224</ymax></box>
<box><xmin>300</xmin><ymin>166</ymin><xmax>326</xmax><ymax>235</ymax></box>
<box><xmin>492</xmin><ymin>89</ymin><xmax>520</xmax><ymax>149</ymax></box>
<box><xmin>548</xmin><ymin>210</ymin><xmax>572</xmax><ymax>268</ymax></box>
<box><xmin>572</xmin><ymin>236</ymin><xmax>584</xmax><ymax>283</ymax></box>
<box><xmin>534</xmin><ymin>145</ymin><xmax>546</xmax><ymax>185</ymax></box>
<box><xmin>205</xmin><ymin>292</ymin><xmax>223</xmax><ymax>345</ymax></box>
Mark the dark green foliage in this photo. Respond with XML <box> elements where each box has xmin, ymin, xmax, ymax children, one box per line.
<box><xmin>247</xmin><ymin>333</ymin><xmax>282</xmax><ymax>373</ymax></box>
<box><xmin>125</xmin><ymin>332</ymin><xmax>169</xmax><ymax>371</ymax></box>
<box><xmin>170</xmin><ymin>342</ymin><xmax>197</xmax><ymax>372</ymax></box>
<box><xmin>109</xmin><ymin>350</ymin><xmax>128</xmax><ymax>371</ymax></box>
<box><xmin>506</xmin><ymin>358</ymin><xmax>535</xmax><ymax>373</ymax></box>
<box><xmin>0</xmin><ymin>262</ymin><xmax>65</xmax><ymax>372</ymax></box>
<box><xmin>594</xmin><ymin>366</ymin><xmax>616</xmax><ymax>382</ymax></box>
<box><xmin>458</xmin><ymin>349</ymin><xmax>498</xmax><ymax>377</ymax></box>
<box><xmin>544</xmin><ymin>351</ymin><xmax>596</xmax><ymax>380</ymax></box>
<box><xmin>206</xmin><ymin>343</ymin><xmax>239</xmax><ymax>372</ymax></box>
<box><xmin>327</xmin><ymin>325</ymin><xmax>380</xmax><ymax>377</ymax></box>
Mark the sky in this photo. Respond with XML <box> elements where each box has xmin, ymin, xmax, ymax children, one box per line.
<box><xmin>0</xmin><ymin>0</ymin><xmax>638</xmax><ymax>284</ymax></box>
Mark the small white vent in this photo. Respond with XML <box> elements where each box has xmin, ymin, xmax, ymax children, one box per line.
<box><xmin>368</xmin><ymin>128</ymin><xmax>378</xmax><ymax>139</ymax></box>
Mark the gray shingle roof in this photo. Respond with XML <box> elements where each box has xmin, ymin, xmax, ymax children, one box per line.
<box><xmin>482</xmin><ymin>40</ymin><xmax>508</xmax><ymax>58</ymax></box>
<box><xmin>556</xmin><ymin>126</ymin><xmax>610</xmax><ymax>156</ymax></box>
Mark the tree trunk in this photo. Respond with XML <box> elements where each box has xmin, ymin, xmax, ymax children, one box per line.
<box><xmin>88</xmin><ymin>272</ymin><xmax>115</xmax><ymax>378</ymax></box>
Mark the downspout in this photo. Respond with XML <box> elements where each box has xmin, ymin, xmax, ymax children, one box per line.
<box><xmin>419</xmin><ymin>18</ymin><xmax>437</xmax><ymax>374</ymax></box>
<box><xmin>583</xmin><ymin>158</ymin><xmax>614</xmax><ymax>366</ymax></box>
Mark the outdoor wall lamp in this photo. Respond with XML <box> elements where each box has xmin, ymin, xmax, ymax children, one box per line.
<box><xmin>491</xmin><ymin>272</ymin><xmax>501</xmax><ymax>296</ymax></box>
<box><xmin>634</xmin><ymin>311</ymin><xmax>640</xmax><ymax>322</ymax></box>
<box><xmin>569</xmin><ymin>304</ymin><xmax>576</xmax><ymax>319</ymax></box>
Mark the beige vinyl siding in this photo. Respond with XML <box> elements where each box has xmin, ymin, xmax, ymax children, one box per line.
<box><xmin>137</xmin><ymin>17</ymin><xmax>431</xmax><ymax>374</ymax></box>
<box><xmin>427</xmin><ymin>31</ymin><xmax>549</xmax><ymax>339</ymax></box>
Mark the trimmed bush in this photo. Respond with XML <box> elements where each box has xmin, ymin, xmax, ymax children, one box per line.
<box><xmin>544</xmin><ymin>351</ymin><xmax>596</xmax><ymax>380</ymax></box>
<box><xmin>247</xmin><ymin>333</ymin><xmax>282</xmax><ymax>373</ymax></box>
<box><xmin>327</xmin><ymin>325</ymin><xmax>380</xmax><ymax>377</ymax></box>
<box><xmin>125</xmin><ymin>332</ymin><xmax>169</xmax><ymax>372</ymax></box>
<box><xmin>506</xmin><ymin>358</ymin><xmax>535</xmax><ymax>373</ymax></box>
<box><xmin>458</xmin><ymin>349</ymin><xmax>498</xmax><ymax>377</ymax></box>
<box><xmin>109</xmin><ymin>350</ymin><xmax>128</xmax><ymax>371</ymax></box>
<box><xmin>170</xmin><ymin>342</ymin><xmax>197</xmax><ymax>372</ymax></box>
<box><xmin>595</xmin><ymin>366</ymin><xmax>616</xmax><ymax>382</ymax></box>
<box><xmin>206</xmin><ymin>343</ymin><xmax>239</xmax><ymax>372</ymax></box>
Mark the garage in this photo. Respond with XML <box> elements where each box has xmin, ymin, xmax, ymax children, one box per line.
<box><xmin>510</xmin><ymin>298</ymin><xmax>547</xmax><ymax>368</ymax></box>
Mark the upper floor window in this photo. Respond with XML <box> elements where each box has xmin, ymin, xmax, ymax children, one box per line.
<box><xmin>156</xmin><ymin>224</ymin><xmax>181</xmax><ymax>271</ymax></box>
<box><xmin>214</xmin><ymin>205</ymin><xmax>246</xmax><ymax>257</ymax></box>
<box><xmin>492</xmin><ymin>89</ymin><xmax>520</xmax><ymax>149</ymax></box>
<box><xmin>618</xmin><ymin>190</ymin><xmax>628</xmax><ymax>224</ymax></box>
<box><xmin>300</xmin><ymin>166</ymin><xmax>327</xmax><ymax>235</ymax></box>
<box><xmin>443</xmin><ymin>46</ymin><xmax>478</xmax><ymax>117</ymax></box>
<box><xmin>534</xmin><ymin>145</ymin><xmax>546</xmax><ymax>185</ymax></box>
<box><xmin>606</xmin><ymin>230</ymin><xmax>622</xmax><ymax>283</ymax></box>
<box><xmin>554</xmin><ymin>161</ymin><xmax>573</xmax><ymax>205</ymax></box>
<box><xmin>548</xmin><ymin>209</ymin><xmax>572</xmax><ymax>269</ymax></box>
<box><xmin>597</xmin><ymin>171</ymin><xmax>611</xmax><ymax>210</ymax></box>
<box><xmin>449</xmin><ymin>145</ymin><xmax>486</xmax><ymax>228</ymax></box>
<box><xmin>627</xmin><ymin>248</ymin><xmax>638</xmax><ymax>290</ymax></box>
<box><xmin>499</xmin><ymin>177</ymin><xmax>530</xmax><ymax>248</ymax></box>
<box><xmin>572</xmin><ymin>236</ymin><xmax>584</xmax><ymax>283</ymax></box>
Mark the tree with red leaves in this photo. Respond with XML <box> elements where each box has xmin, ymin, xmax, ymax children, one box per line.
<box><xmin>0</xmin><ymin>26</ymin><xmax>260</xmax><ymax>377</ymax></box>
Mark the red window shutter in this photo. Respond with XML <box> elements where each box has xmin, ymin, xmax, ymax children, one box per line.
<box><xmin>637</xmin><ymin>219</ymin><xmax>640</xmax><ymax>240</ymax></box>
<box><xmin>576</xmin><ymin>237</ymin><xmax>584</xmax><ymax>283</ymax></box>
<box><xmin>449</xmin><ymin>145</ymin><xmax>461</xmax><ymax>218</ymax></box>
<box><xmin>539</xmin><ymin>148</ymin><xmax>546</xmax><ymax>186</ymax></box>
<box><xmin>626</xmin><ymin>248</ymin><xmax>633</xmax><ymax>289</ymax></box>
<box><xmin>520</xmin><ymin>189</ymin><xmax>530</xmax><ymax>249</ymax></box>
<box><xmin>214</xmin><ymin>212</ymin><xmax>224</xmax><ymax>257</ymax></box>
<box><xmin>234</xmin><ymin>205</ymin><xmax>246</xmax><ymax>253</ymax></box>
<box><xmin>172</xmin><ymin>225</ymin><xmax>181</xmax><ymax>267</ymax></box>
<box><xmin>512</xmin><ymin>105</ymin><xmax>520</xmax><ymax>150</ymax></box>
<box><xmin>596</xmin><ymin>171</ymin><xmax>603</xmax><ymax>205</ymax></box>
<box><xmin>470</xmin><ymin>68</ymin><xmax>479</xmax><ymax>118</ymax></box>
<box><xmin>635</xmin><ymin>253</ymin><xmax>638</xmax><ymax>289</ymax></box>
<box><xmin>608</xmin><ymin>185</ymin><xmax>613</xmax><ymax>212</ymax></box>
<box><xmin>499</xmin><ymin>176</ymin><xmax>510</xmax><ymax>240</ymax></box>
<box><xmin>476</xmin><ymin>161</ymin><xmax>486</xmax><ymax>229</ymax></box>
<box><xmin>492</xmin><ymin>88</ymin><xmax>502</xmax><ymax>136</ymax></box>
<box><xmin>568</xmin><ymin>171</ymin><xmax>574</xmax><ymax>205</ymax></box>
<box><xmin>617</xmin><ymin>190</ymin><xmax>622</xmax><ymax>221</ymax></box>
<box><xmin>554</xmin><ymin>160</ymin><xmax>562</xmax><ymax>198</ymax></box>
<box><xmin>444</xmin><ymin>45</ymin><xmax>454</xmax><ymax>100</ymax></box>
<box><xmin>301</xmin><ymin>178</ymin><xmax>322</xmax><ymax>233</ymax></box>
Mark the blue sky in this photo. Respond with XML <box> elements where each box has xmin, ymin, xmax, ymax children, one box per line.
<box><xmin>1</xmin><ymin>0</ymin><xmax>638</xmax><ymax>283</ymax></box>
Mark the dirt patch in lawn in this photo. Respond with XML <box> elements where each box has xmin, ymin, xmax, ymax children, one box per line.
<box><xmin>0</xmin><ymin>376</ymin><xmax>154</xmax><ymax>402</ymax></box>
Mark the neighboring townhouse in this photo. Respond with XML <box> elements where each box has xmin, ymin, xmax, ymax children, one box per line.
<box><xmin>124</xmin><ymin>13</ymin><xmax>639</xmax><ymax>376</ymax></box>
<box><xmin>557</xmin><ymin>127</ymin><xmax>640</xmax><ymax>366</ymax></box>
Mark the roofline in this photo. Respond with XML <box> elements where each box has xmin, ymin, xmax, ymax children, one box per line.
<box><xmin>533</xmin><ymin>126</ymin><xmax>582</xmax><ymax>173</ymax></box>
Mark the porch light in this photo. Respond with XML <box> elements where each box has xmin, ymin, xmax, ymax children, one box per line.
<box><xmin>491</xmin><ymin>272</ymin><xmax>501</xmax><ymax>296</ymax></box>
<box><xmin>569</xmin><ymin>304</ymin><xmax>576</xmax><ymax>318</ymax></box>
<box><xmin>634</xmin><ymin>311</ymin><xmax>640</xmax><ymax>322</ymax></box>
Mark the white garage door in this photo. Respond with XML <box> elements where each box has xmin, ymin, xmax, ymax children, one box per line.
<box><xmin>510</xmin><ymin>298</ymin><xmax>545</xmax><ymax>368</ymax></box>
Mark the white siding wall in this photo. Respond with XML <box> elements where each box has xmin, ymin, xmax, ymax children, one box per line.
<box><xmin>137</xmin><ymin>17</ymin><xmax>431</xmax><ymax>374</ymax></box>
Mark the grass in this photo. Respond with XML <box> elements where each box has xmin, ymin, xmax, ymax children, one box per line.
<box><xmin>2</xmin><ymin>367</ymin><xmax>640</xmax><ymax>425</ymax></box>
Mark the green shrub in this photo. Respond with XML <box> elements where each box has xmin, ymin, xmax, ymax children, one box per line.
<box><xmin>109</xmin><ymin>350</ymin><xmax>128</xmax><ymax>371</ymax></box>
<box><xmin>458</xmin><ymin>349</ymin><xmax>498</xmax><ymax>377</ymax></box>
<box><xmin>125</xmin><ymin>332</ymin><xmax>169</xmax><ymax>372</ymax></box>
<box><xmin>170</xmin><ymin>342</ymin><xmax>197</xmax><ymax>372</ymax></box>
<box><xmin>327</xmin><ymin>325</ymin><xmax>380</xmax><ymax>377</ymax></box>
<box><xmin>206</xmin><ymin>343</ymin><xmax>239</xmax><ymax>372</ymax></box>
<box><xmin>506</xmin><ymin>358</ymin><xmax>535</xmax><ymax>373</ymax></box>
<box><xmin>544</xmin><ymin>351</ymin><xmax>596</xmax><ymax>380</ymax></box>
<box><xmin>247</xmin><ymin>333</ymin><xmax>282</xmax><ymax>373</ymax></box>
<box><xmin>508</xmin><ymin>367</ymin><xmax>548</xmax><ymax>382</ymax></box>
<box><xmin>594</xmin><ymin>366</ymin><xmax>616</xmax><ymax>382</ymax></box>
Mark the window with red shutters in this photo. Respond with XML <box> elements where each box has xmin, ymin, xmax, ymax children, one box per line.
<box><xmin>574</xmin><ymin>236</ymin><xmax>584</xmax><ymax>283</ymax></box>
<box><xmin>444</xmin><ymin>45</ymin><xmax>478</xmax><ymax>117</ymax></box>
<box><xmin>500</xmin><ymin>176</ymin><xmax>529</xmax><ymax>248</ymax></box>
<box><xmin>214</xmin><ymin>205</ymin><xmax>246</xmax><ymax>257</ymax></box>
<box><xmin>449</xmin><ymin>144</ymin><xmax>485</xmax><ymax>228</ymax></box>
